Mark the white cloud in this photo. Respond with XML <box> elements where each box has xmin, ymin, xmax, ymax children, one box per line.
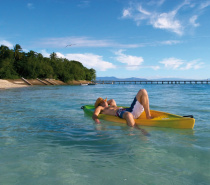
<box><xmin>40</xmin><ymin>49</ymin><xmax>50</xmax><ymax>57</ymax></box>
<box><xmin>0</xmin><ymin>40</ymin><xmax>13</xmax><ymax>48</ymax></box>
<box><xmin>160</xmin><ymin>40</ymin><xmax>181</xmax><ymax>45</ymax></box>
<box><xmin>160</xmin><ymin>57</ymin><xmax>204</xmax><ymax>70</ymax></box>
<box><xmin>151</xmin><ymin>11</ymin><xmax>183</xmax><ymax>35</ymax></box>
<box><xmin>159</xmin><ymin>58</ymin><xmax>184</xmax><ymax>69</ymax></box>
<box><xmin>22</xmin><ymin>49</ymin><xmax>29</xmax><ymax>53</ymax></box>
<box><xmin>122</xmin><ymin>1</ymin><xmax>207</xmax><ymax>35</ymax></box>
<box><xmin>123</xmin><ymin>9</ymin><xmax>131</xmax><ymax>17</ymax></box>
<box><xmin>137</xmin><ymin>5</ymin><xmax>151</xmax><ymax>16</ymax></box>
<box><xmin>36</xmin><ymin>37</ymin><xmax>181</xmax><ymax>49</ymax></box>
<box><xmin>189</xmin><ymin>15</ymin><xmax>200</xmax><ymax>27</ymax></box>
<box><xmin>200</xmin><ymin>1</ymin><xmax>210</xmax><ymax>9</ymax></box>
<box><xmin>40</xmin><ymin>50</ymin><xmax>115</xmax><ymax>71</ymax></box>
<box><xmin>64</xmin><ymin>53</ymin><xmax>116</xmax><ymax>71</ymax></box>
<box><xmin>122</xmin><ymin>2</ymin><xmax>184</xmax><ymax>35</ymax></box>
<box><xmin>56</xmin><ymin>52</ymin><xmax>65</xmax><ymax>58</ymax></box>
<box><xmin>38</xmin><ymin>36</ymin><xmax>141</xmax><ymax>48</ymax></box>
<box><xmin>114</xmin><ymin>50</ymin><xmax>161</xmax><ymax>70</ymax></box>
<box><xmin>180</xmin><ymin>60</ymin><xmax>204</xmax><ymax>70</ymax></box>
<box><xmin>39</xmin><ymin>37</ymin><xmax>111</xmax><ymax>48</ymax></box>
<box><xmin>115</xmin><ymin>50</ymin><xmax>144</xmax><ymax>70</ymax></box>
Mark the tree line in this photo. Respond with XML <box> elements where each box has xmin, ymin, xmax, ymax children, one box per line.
<box><xmin>0</xmin><ymin>44</ymin><xmax>96</xmax><ymax>82</ymax></box>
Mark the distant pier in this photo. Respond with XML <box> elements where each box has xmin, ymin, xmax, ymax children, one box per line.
<box><xmin>93</xmin><ymin>80</ymin><xmax>209</xmax><ymax>85</ymax></box>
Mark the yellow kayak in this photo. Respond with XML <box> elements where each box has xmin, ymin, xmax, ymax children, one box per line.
<box><xmin>82</xmin><ymin>105</ymin><xmax>195</xmax><ymax>129</ymax></box>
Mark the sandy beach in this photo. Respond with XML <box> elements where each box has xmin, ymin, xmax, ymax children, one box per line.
<box><xmin>0</xmin><ymin>79</ymin><xmax>93</xmax><ymax>89</ymax></box>
<box><xmin>0</xmin><ymin>79</ymin><xmax>28</xmax><ymax>89</ymax></box>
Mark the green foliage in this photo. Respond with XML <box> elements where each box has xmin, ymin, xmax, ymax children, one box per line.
<box><xmin>0</xmin><ymin>58</ymin><xmax>19</xmax><ymax>79</ymax></box>
<box><xmin>0</xmin><ymin>44</ymin><xmax>96</xmax><ymax>82</ymax></box>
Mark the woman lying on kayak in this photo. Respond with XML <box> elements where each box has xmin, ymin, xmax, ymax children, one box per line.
<box><xmin>92</xmin><ymin>89</ymin><xmax>152</xmax><ymax>127</ymax></box>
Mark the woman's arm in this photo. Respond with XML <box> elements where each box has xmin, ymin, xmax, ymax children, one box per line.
<box><xmin>107</xmin><ymin>99</ymin><xmax>117</xmax><ymax>106</ymax></box>
<box><xmin>92</xmin><ymin>106</ymin><xmax>103</xmax><ymax>123</ymax></box>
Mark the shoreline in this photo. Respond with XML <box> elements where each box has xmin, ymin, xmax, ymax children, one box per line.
<box><xmin>0</xmin><ymin>79</ymin><xmax>92</xmax><ymax>89</ymax></box>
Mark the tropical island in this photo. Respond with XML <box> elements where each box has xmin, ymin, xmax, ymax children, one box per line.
<box><xmin>0</xmin><ymin>44</ymin><xmax>96</xmax><ymax>88</ymax></box>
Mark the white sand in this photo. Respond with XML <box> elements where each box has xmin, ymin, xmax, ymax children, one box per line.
<box><xmin>0</xmin><ymin>79</ymin><xmax>28</xmax><ymax>89</ymax></box>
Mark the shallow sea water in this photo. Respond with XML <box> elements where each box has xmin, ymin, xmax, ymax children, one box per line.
<box><xmin>0</xmin><ymin>84</ymin><xmax>210</xmax><ymax>185</ymax></box>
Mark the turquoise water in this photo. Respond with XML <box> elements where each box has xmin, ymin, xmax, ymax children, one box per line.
<box><xmin>0</xmin><ymin>84</ymin><xmax>210</xmax><ymax>185</ymax></box>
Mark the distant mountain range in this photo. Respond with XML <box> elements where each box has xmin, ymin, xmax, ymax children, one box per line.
<box><xmin>96</xmin><ymin>77</ymin><xmax>209</xmax><ymax>81</ymax></box>
<box><xmin>96</xmin><ymin>76</ymin><xmax>147</xmax><ymax>81</ymax></box>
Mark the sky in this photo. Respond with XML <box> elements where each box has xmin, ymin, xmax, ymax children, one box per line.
<box><xmin>1</xmin><ymin>0</ymin><xmax>210</xmax><ymax>79</ymax></box>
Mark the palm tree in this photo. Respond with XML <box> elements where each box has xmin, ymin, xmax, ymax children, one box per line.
<box><xmin>50</xmin><ymin>52</ymin><xmax>57</xmax><ymax>60</ymax></box>
<box><xmin>27</xmin><ymin>50</ymin><xmax>37</xmax><ymax>58</ymax></box>
<box><xmin>14</xmin><ymin>44</ymin><xmax>23</xmax><ymax>61</ymax></box>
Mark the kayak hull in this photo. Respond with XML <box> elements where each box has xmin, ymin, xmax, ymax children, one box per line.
<box><xmin>82</xmin><ymin>105</ymin><xmax>195</xmax><ymax>129</ymax></box>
